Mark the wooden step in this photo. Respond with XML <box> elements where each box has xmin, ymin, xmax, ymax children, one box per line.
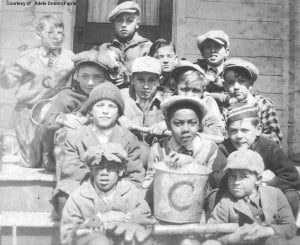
<box><xmin>0</xmin><ymin>162</ymin><xmax>56</xmax><ymax>212</ymax></box>
<box><xmin>0</xmin><ymin>211</ymin><xmax>59</xmax><ymax>245</ymax></box>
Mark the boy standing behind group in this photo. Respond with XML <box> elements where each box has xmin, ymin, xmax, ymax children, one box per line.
<box><xmin>96</xmin><ymin>1</ymin><xmax>152</xmax><ymax>88</ymax></box>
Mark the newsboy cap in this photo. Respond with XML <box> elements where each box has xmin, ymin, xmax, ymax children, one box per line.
<box><xmin>85</xmin><ymin>143</ymin><xmax>127</xmax><ymax>168</ymax></box>
<box><xmin>108</xmin><ymin>1</ymin><xmax>141</xmax><ymax>22</ymax></box>
<box><xmin>224</xmin><ymin>58</ymin><xmax>260</xmax><ymax>83</ymax></box>
<box><xmin>225</xmin><ymin>149</ymin><xmax>265</xmax><ymax>175</ymax></box>
<box><xmin>171</xmin><ymin>60</ymin><xmax>206</xmax><ymax>83</ymax></box>
<box><xmin>197</xmin><ymin>30</ymin><xmax>230</xmax><ymax>50</ymax></box>
<box><xmin>131</xmin><ymin>56</ymin><xmax>162</xmax><ymax>75</ymax></box>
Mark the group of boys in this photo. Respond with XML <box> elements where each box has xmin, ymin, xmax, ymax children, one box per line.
<box><xmin>0</xmin><ymin>1</ymin><xmax>300</xmax><ymax>245</ymax></box>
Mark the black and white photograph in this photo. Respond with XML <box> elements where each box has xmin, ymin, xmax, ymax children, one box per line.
<box><xmin>0</xmin><ymin>0</ymin><xmax>300</xmax><ymax>244</ymax></box>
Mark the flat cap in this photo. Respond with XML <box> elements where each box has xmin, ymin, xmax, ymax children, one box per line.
<box><xmin>108</xmin><ymin>1</ymin><xmax>141</xmax><ymax>22</ymax></box>
<box><xmin>171</xmin><ymin>60</ymin><xmax>206</xmax><ymax>83</ymax></box>
<box><xmin>197</xmin><ymin>30</ymin><xmax>230</xmax><ymax>50</ymax></box>
<box><xmin>85</xmin><ymin>143</ymin><xmax>127</xmax><ymax>168</ymax></box>
<box><xmin>224</xmin><ymin>58</ymin><xmax>259</xmax><ymax>83</ymax></box>
<box><xmin>132</xmin><ymin>56</ymin><xmax>162</xmax><ymax>75</ymax></box>
<box><xmin>225</xmin><ymin>149</ymin><xmax>265</xmax><ymax>175</ymax></box>
<box><xmin>161</xmin><ymin>95</ymin><xmax>208</xmax><ymax>121</ymax></box>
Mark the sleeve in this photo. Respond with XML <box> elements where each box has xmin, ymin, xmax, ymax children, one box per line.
<box><xmin>59</xmin><ymin>129</ymin><xmax>89</xmax><ymax>182</ymax></box>
<box><xmin>259</xmin><ymin>98</ymin><xmax>283</xmax><ymax>144</ymax></box>
<box><xmin>0</xmin><ymin>64</ymin><xmax>24</xmax><ymax>88</ymax></box>
<box><xmin>268</xmin><ymin>189</ymin><xmax>297</xmax><ymax>239</ymax></box>
<box><xmin>209</xmin><ymin>148</ymin><xmax>228</xmax><ymax>189</ymax></box>
<box><xmin>123</xmin><ymin>132</ymin><xmax>145</xmax><ymax>186</ymax></box>
<box><xmin>60</xmin><ymin>195</ymin><xmax>84</xmax><ymax>245</ymax></box>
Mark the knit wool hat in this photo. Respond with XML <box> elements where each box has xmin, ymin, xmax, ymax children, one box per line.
<box><xmin>80</xmin><ymin>82</ymin><xmax>124</xmax><ymax>115</ymax></box>
<box><xmin>227</xmin><ymin>102</ymin><xmax>258</xmax><ymax>125</ymax></box>
<box><xmin>225</xmin><ymin>149</ymin><xmax>265</xmax><ymax>175</ymax></box>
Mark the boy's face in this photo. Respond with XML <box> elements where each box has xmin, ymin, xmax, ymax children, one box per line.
<box><xmin>154</xmin><ymin>46</ymin><xmax>178</xmax><ymax>73</ymax></box>
<box><xmin>170</xmin><ymin>108</ymin><xmax>200</xmax><ymax>148</ymax></box>
<box><xmin>91</xmin><ymin>99</ymin><xmax>119</xmax><ymax>129</ymax></box>
<box><xmin>228</xmin><ymin>169</ymin><xmax>259</xmax><ymax>198</ymax></box>
<box><xmin>224</xmin><ymin>69</ymin><xmax>252</xmax><ymax>102</ymax></box>
<box><xmin>228</xmin><ymin>118</ymin><xmax>262</xmax><ymax>150</ymax></box>
<box><xmin>113</xmin><ymin>13</ymin><xmax>139</xmax><ymax>39</ymax></box>
<box><xmin>77</xmin><ymin>64</ymin><xmax>106</xmax><ymax>95</ymax></box>
<box><xmin>177</xmin><ymin>81</ymin><xmax>204</xmax><ymax>99</ymax></box>
<box><xmin>132</xmin><ymin>72</ymin><xmax>160</xmax><ymax>100</ymax></box>
<box><xmin>38</xmin><ymin>22</ymin><xmax>64</xmax><ymax>50</ymax></box>
<box><xmin>92</xmin><ymin>163</ymin><xmax>123</xmax><ymax>192</ymax></box>
<box><xmin>201</xmin><ymin>40</ymin><xmax>229</xmax><ymax>67</ymax></box>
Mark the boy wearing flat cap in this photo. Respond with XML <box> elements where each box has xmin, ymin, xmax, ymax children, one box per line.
<box><xmin>95</xmin><ymin>1</ymin><xmax>152</xmax><ymax>87</ymax></box>
<box><xmin>119</xmin><ymin>56</ymin><xmax>165</xmax><ymax>167</ymax></box>
<box><xmin>223</xmin><ymin>57</ymin><xmax>283</xmax><ymax>144</ymax></box>
<box><xmin>37</xmin><ymin>50</ymin><xmax>110</xmax><ymax>170</ymax></box>
<box><xmin>195</xmin><ymin>30</ymin><xmax>230</xmax><ymax>105</ymax></box>
<box><xmin>207</xmin><ymin>149</ymin><xmax>297</xmax><ymax>245</ymax></box>
<box><xmin>60</xmin><ymin>143</ymin><xmax>153</xmax><ymax>245</ymax></box>
<box><xmin>52</xmin><ymin>82</ymin><xmax>144</xmax><ymax>219</ymax></box>
<box><xmin>217</xmin><ymin>103</ymin><xmax>300</xmax><ymax>217</ymax></box>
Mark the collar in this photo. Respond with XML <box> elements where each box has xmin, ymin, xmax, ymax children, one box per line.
<box><xmin>79</xmin><ymin>179</ymin><xmax>131</xmax><ymax>200</ymax></box>
<box><xmin>38</xmin><ymin>46</ymin><xmax>61</xmax><ymax>57</ymax></box>
<box><xmin>112</xmin><ymin>33</ymin><xmax>148</xmax><ymax>49</ymax></box>
<box><xmin>168</xmin><ymin>133</ymin><xmax>198</xmax><ymax>153</ymax></box>
<box><xmin>207</xmin><ymin>63</ymin><xmax>224</xmax><ymax>75</ymax></box>
<box><xmin>246</xmin><ymin>93</ymin><xmax>256</xmax><ymax>105</ymax></box>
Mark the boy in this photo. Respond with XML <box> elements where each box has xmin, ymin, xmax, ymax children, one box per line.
<box><xmin>171</xmin><ymin>61</ymin><xmax>225</xmax><ymax>143</ymax></box>
<box><xmin>96</xmin><ymin>1</ymin><xmax>152</xmax><ymax>87</ymax></box>
<box><xmin>195</xmin><ymin>30</ymin><xmax>230</xmax><ymax>105</ymax></box>
<box><xmin>52</xmin><ymin>82</ymin><xmax>144</xmax><ymax>218</ymax></box>
<box><xmin>60</xmin><ymin>143</ymin><xmax>153</xmax><ymax>245</ymax></box>
<box><xmin>0</xmin><ymin>14</ymin><xmax>74</xmax><ymax>167</ymax></box>
<box><xmin>38</xmin><ymin>50</ymin><xmax>110</xmax><ymax>170</ymax></box>
<box><xmin>149</xmin><ymin>39</ymin><xmax>179</xmax><ymax>97</ymax></box>
<box><xmin>223</xmin><ymin>58</ymin><xmax>283</xmax><ymax>144</ymax></box>
<box><xmin>119</xmin><ymin>56</ymin><xmax>164</xmax><ymax>166</ymax></box>
<box><xmin>207</xmin><ymin>149</ymin><xmax>297</xmax><ymax>245</ymax></box>
<box><xmin>218</xmin><ymin>103</ymin><xmax>300</xmax><ymax>217</ymax></box>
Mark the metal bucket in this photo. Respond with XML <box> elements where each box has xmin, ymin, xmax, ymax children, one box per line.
<box><xmin>153</xmin><ymin>163</ymin><xmax>210</xmax><ymax>223</ymax></box>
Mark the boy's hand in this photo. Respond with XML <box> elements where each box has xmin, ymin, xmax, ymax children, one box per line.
<box><xmin>240</xmin><ymin>223</ymin><xmax>275</xmax><ymax>241</ymax></box>
<box><xmin>261</xmin><ymin>170</ymin><xmax>276</xmax><ymax>184</ymax></box>
<box><xmin>149</xmin><ymin>121</ymin><xmax>168</xmax><ymax>136</ymax></box>
<box><xmin>56</xmin><ymin>113</ymin><xmax>87</xmax><ymax>129</ymax></box>
<box><xmin>164</xmin><ymin>151</ymin><xmax>194</xmax><ymax>169</ymax></box>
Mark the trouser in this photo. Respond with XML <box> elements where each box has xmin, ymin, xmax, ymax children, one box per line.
<box><xmin>15</xmin><ymin>107</ymin><xmax>43</xmax><ymax>168</ymax></box>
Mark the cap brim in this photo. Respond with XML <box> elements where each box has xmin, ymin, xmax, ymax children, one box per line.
<box><xmin>161</xmin><ymin>96</ymin><xmax>208</xmax><ymax>119</ymax></box>
<box><xmin>224</xmin><ymin>65</ymin><xmax>254</xmax><ymax>81</ymax></box>
<box><xmin>171</xmin><ymin>65</ymin><xmax>205</xmax><ymax>82</ymax></box>
<box><xmin>198</xmin><ymin>37</ymin><xmax>225</xmax><ymax>48</ymax></box>
<box><xmin>75</xmin><ymin>60</ymin><xmax>108</xmax><ymax>71</ymax></box>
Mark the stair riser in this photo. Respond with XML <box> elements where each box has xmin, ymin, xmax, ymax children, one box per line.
<box><xmin>0</xmin><ymin>181</ymin><xmax>55</xmax><ymax>212</ymax></box>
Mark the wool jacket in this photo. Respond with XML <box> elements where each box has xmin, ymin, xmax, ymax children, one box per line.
<box><xmin>218</xmin><ymin>136</ymin><xmax>300</xmax><ymax>191</ymax></box>
<box><xmin>98</xmin><ymin>33</ymin><xmax>152</xmax><ymax>72</ymax></box>
<box><xmin>60</xmin><ymin>179</ymin><xmax>151</xmax><ymax>245</ymax></box>
<box><xmin>55</xmin><ymin>124</ymin><xmax>145</xmax><ymax>196</ymax></box>
<box><xmin>0</xmin><ymin>47</ymin><xmax>74</xmax><ymax>107</ymax></box>
<box><xmin>207</xmin><ymin>185</ymin><xmax>297</xmax><ymax>244</ymax></box>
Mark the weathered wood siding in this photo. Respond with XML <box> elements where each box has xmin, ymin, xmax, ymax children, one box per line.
<box><xmin>173</xmin><ymin>0</ymin><xmax>289</xmax><ymax>150</ymax></box>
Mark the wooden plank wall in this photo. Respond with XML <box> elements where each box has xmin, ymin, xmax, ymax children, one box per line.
<box><xmin>0</xmin><ymin>0</ymin><xmax>76</xmax><ymax>131</ymax></box>
<box><xmin>174</xmin><ymin>0</ymin><xmax>289</xmax><ymax>149</ymax></box>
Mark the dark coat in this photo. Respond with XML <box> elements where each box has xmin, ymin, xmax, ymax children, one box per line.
<box><xmin>55</xmin><ymin>124</ymin><xmax>145</xmax><ymax>196</ymax></box>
